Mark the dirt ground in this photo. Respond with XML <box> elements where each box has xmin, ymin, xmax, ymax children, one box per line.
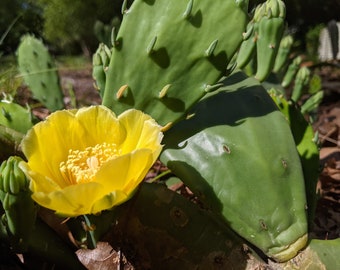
<box><xmin>310</xmin><ymin>65</ymin><xmax>340</xmax><ymax>240</ymax></box>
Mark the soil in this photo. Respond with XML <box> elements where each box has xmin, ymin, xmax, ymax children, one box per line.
<box><xmin>11</xmin><ymin>62</ymin><xmax>340</xmax><ymax>269</ymax></box>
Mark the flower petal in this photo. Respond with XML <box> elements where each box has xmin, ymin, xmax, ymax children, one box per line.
<box><xmin>118</xmin><ymin>109</ymin><xmax>163</xmax><ymax>156</ymax></box>
<box><xmin>74</xmin><ymin>106</ymin><xmax>125</xmax><ymax>145</ymax></box>
<box><xmin>21</xmin><ymin>106</ymin><xmax>163</xmax><ymax>216</ymax></box>
<box><xmin>21</xmin><ymin>106</ymin><xmax>125</xmax><ymax>188</ymax></box>
<box><xmin>91</xmin><ymin>190</ymin><xmax>128</xmax><ymax>214</ymax></box>
<box><xmin>32</xmin><ymin>182</ymin><xmax>108</xmax><ymax>216</ymax></box>
<box><xmin>21</xmin><ymin>110</ymin><xmax>85</xmax><ymax>187</ymax></box>
<box><xmin>95</xmin><ymin>148</ymin><xmax>154</xmax><ymax>194</ymax></box>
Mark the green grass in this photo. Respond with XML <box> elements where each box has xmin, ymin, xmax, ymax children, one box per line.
<box><xmin>0</xmin><ymin>53</ymin><xmax>92</xmax><ymax>100</ymax></box>
<box><xmin>0</xmin><ymin>55</ymin><xmax>22</xmax><ymax>97</ymax></box>
<box><xmin>55</xmin><ymin>55</ymin><xmax>92</xmax><ymax>70</ymax></box>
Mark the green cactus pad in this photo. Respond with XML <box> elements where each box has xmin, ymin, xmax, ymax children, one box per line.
<box><xmin>102</xmin><ymin>0</ymin><xmax>248</xmax><ymax>125</ymax></box>
<box><xmin>17</xmin><ymin>35</ymin><xmax>64</xmax><ymax>112</ymax></box>
<box><xmin>160</xmin><ymin>71</ymin><xmax>308</xmax><ymax>262</ymax></box>
<box><xmin>110</xmin><ymin>183</ymin><xmax>250</xmax><ymax>269</ymax></box>
<box><xmin>269</xmin><ymin>238</ymin><xmax>340</xmax><ymax>269</ymax></box>
<box><xmin>0</xmin><ymin>125</ymin><xmax>24</xmax><ymax>162</ymax></box>
<box><xmin>0</xmin><ymin>101</ymin><xmax>34</xmax><ymax>134</ymax></box>
<box><xmin>269</xmin><ymin>90</ymin><xmax>320</xmax><ymax>229</ymax></box>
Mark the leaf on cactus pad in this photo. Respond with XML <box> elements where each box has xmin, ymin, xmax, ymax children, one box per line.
<box><xmin>102</xmin><ymin>0</ymin><xmax>248</xmax><ymax>126</ymax></box>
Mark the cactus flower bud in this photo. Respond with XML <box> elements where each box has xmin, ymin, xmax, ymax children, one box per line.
<box><xmin>0</xmin><ymin>156</ymin><xmax>37</xmax><ymax>252</ymax></box>
<box><xmin>0</xmin><ymin>156</ymin><xmax>30</xmax><ymax>198</ymax></box>
<box><xmin>254</xmin><ymin>0</ymin><xmax>286</xmax><ymax>81</ymax></box>
<box><xmin>291</xmin><ymin>66</ymin><xmax>311</xmax><ymax>102</ymax></box>
<box><xmin>281</xmin><ymin>56</ymin><xmax>302</xmax><ymax>88</ymax></box>
<box><xmin>273</xmin><ymin>35</ymin><xmax>294</xmax><ymax>73</ymax></box>
<box><xmin>92</xmin><ymin>44</ymin><xmax>112</xmax><ymax>95</ymax></box>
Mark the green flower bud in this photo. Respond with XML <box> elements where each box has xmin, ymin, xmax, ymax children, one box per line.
<box><xmin>0</xmin><ymin>156</ymin><xmax>37</xmax><ymax>252</ymax></box>
<box><xmin>0</xmin><ymin>156</ymin><xmax>29</xmax><ymax>196</ymax></box>
<box><xmin>291</xmin><ymin>66</ymin><xmax>311</xmax><ymax>102</ymax></box>
<box><xmin>92</xmin><ymin>43</ymin><xmax>112</xmax><ymax>94</ymax></box>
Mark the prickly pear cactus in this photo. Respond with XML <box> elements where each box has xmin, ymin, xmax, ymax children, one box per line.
<box><xmin>0</xmin><ymin>156</ymin><xmax>37</xmax><ymax>252</ymax></box>
<box><xmin>0</xmin><ymin>126</ymin><xmax>24</xmax><ymax>162</ymax></box>
<box><xmin>0</xmin><ymin>101</ymin><xmax>34</xmax><ymax>134</ymax></box>
<box><xmin>17</xmin><ymin>35</ymin><xmax>64</xmax><ymax>112</ymax></box>
<box><xmin>290</xmin><ymin>66</ymin><xmax>311</xmax><ymax>102</ymax></box>
<box><xmin>161</xmin><ymin>71</ymin><xmax>308</xmax><ymax>262</ymax></box>
<box><xmin>254</xmin><ymin>0</ymin><xmax>286</xmax><ymax>81</ymax></box>
<box><xmin>300</xmin><ymin>91</ymin><xmax>324</xmax><ymax>115</ymax></box>
<box><xmin>270</xmin><ymin>238</ymin><xmax>340</xmax><ymax>269</ymax></box>
<box><xmin>235</xmin><ymin>0</ymin><xmax>286</xmax><ymax>82</ymax></box>
<box><xmin>108</xmin><ymin>183</ymin><xmax>251</xmax><ymax>269</ymax></box>
<box><xmin>273</xmin><ymin>34</ymin><xmax>294</xmax><ymax>73</ymax></box>
<box><xmin>92</xmin><ymin>43</ymin><xmax>111</xmax><ymax>93</ymax></box>
<box><xmin>101</xmin><ymin>0</ymin><xmax>248</xmax><ymax>126</ymax></box>
<box><xmin>0</xmin><ymin>100</ymin><xmax>34</xmax><ymax>161</ymax></box>
<box><xmin>281</xmin><ymin>56</ymin><xmax>302</xmax><ymax>88</ymax></box>
<box><xmin>236</xmin><ymin>3</ymin><xmax>262</xmax><ymax>70</ymax></box>
<box><xmin>269</xmin><ymin>89</ymin><xmax>320</xmax><ymax>228</ymax></box>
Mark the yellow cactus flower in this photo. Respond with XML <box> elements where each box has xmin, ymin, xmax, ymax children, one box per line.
<box><xmin>19</xmin><ymin>106</ymin><xmax>163</xmax><ymax>217</ymax></box>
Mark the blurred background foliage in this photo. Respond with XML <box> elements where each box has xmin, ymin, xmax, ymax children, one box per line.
<box><xmin>250</xmin><ymin>0</ymin><xmax>340</xmax><ymax>57</ymax></box>
<box><xmin>0</xmin><ymin>0</ymin><xmax>133</xmax><ymax>55</ymax></box>
<box><xmin>0</xmin><ymin>0</ymin><xmax>339</xmax><ymax>56</ymax></box>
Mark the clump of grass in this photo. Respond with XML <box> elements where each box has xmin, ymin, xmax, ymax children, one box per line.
<box><xmin>55</xmin><ymin>55</ymin><xmax>92</xmax><ymax>70</ymax></box>
<box><xmin>0</xmin><ymin>55</ymin><xmax>22</xmax><ymax>98</ymax></box>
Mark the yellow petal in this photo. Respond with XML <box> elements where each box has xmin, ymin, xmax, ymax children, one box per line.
<box><xmin>74</xmin><ymin>105</ymin><xmax>125</xmax><ymax>145</ymax></box>
<box><xmin>21</xmin><ymin>110</ymin><xmax>83</xmax><ymax>187</ymax></box>
<box><xmin>91</xmin><ymin>190</ymin><xmax>128</xmax><ymax>214</ymax></box>
<box><xmin>118</xmin><ymin>109</ymin><xmax>163</xmax><ymax>156</ymax></box>
<box><xmin>21</xmin><ymin>106</ymin><xmax>125</xmax><ymax>188</ymax></box>
<box><xmin>32</xmin><ymin>182</ymin><xmax>107</xmax><ymax>216</ymax></box>
<box><xmin>20</xmin><ymin>106</ymin><xmax>164</xmax><ymax>216</ymax></box>
<box><xmin>20</xmin><ymin>162</ymin><xmax>61</xmax><ymax>193</ymax></box>
<box><xmin>95</xmin><ymin>149</ymin><xmax>154</xmax><ymax>194</ymax></box>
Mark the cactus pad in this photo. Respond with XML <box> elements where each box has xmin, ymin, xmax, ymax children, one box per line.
<box><xmin>0</xmin><ymin>101</ymin><xmax>34</xmax><ymax>134</ymax></box>
<box><xmin>161</xmin><ymin>71</ymin><xmax>308</xmax><ymax>262</ymax></box>
<box><xmin>17</xmin><ymin>35</ymin><xmax>64</xmax><ymax>112</ymax></box>
<box><xmin>102</xmin><ymin>0</ymin><xmax>248</xmax><ymax>125</ymax></box>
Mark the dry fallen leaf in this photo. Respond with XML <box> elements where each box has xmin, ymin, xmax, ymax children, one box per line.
<box><xmin>76</xmin><ymin>241</ymin><xmax>134</xmax><ymax>270</ymax></box>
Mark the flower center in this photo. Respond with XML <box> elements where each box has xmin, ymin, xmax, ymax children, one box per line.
<box><xmin>60</xmin><ymin>143</ymin><xmax>120</xmax><ymax>184</ymax></box>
